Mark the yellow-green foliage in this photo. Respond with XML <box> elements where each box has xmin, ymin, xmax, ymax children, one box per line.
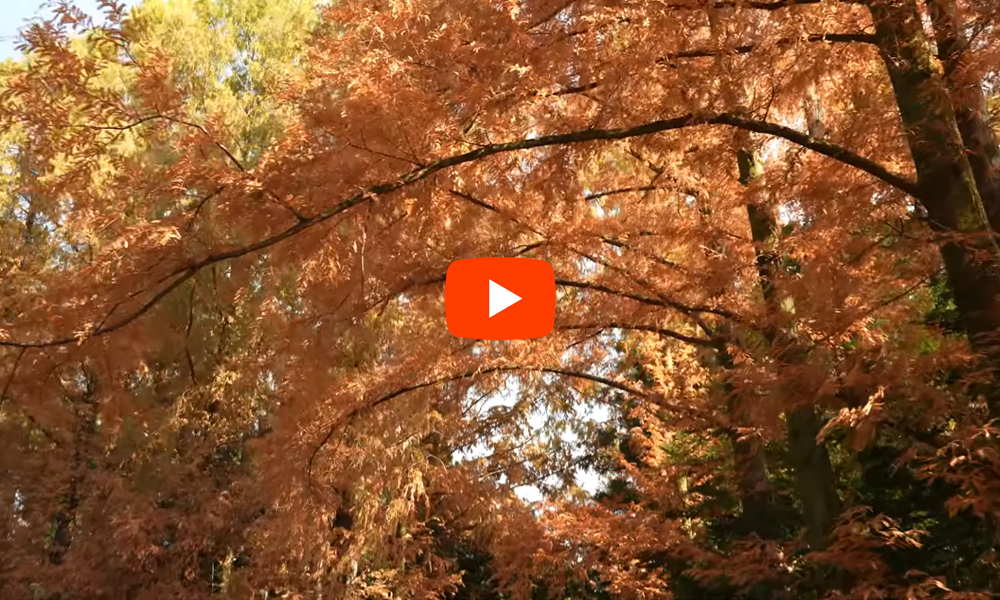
<box><xmin>126</xmin><ymin>0</ymin><xmax>320</xmax><ymax>165</ymax></box>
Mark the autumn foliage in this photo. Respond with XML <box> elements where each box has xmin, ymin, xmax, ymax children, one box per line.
<box><xmin>2</xmin><ymin>0</ymin><xmax>1000</xmax><ymax>598</ymax></box>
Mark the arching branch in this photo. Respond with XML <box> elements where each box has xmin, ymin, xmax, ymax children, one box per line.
<box><xmin>665</xmin><ymin>0</ymin><xmax>826</xmax><ymax>10</ymax></box>
<box><xmin>307</xmin><ymin>363</ymin><xmax>703</xmax><ymax>483</ymax></box>
<box><xmin>448</xmin><ymin>188</ymin><xmax>699</xmax><ymax>309</ymax></box>
<box><xmin>556</xmin><ymin>278</ymin><xmax>743</xmax><ymax>322</ymax></box>
<box><xmin>661</xmin><ymin>33</ymin><xmax>875</xmax><ymax>62</ymax></box>
<box><xmin>1</xmin><ymin>112</ymin><xmax>915</xmax><ymax>348</ymax></box>
<box><xmin>558</xmin><ymin>323</ymin><xmax>716</xmax><ymax>347</ymax></box>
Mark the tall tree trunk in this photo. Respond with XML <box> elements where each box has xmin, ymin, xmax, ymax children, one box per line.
<box><xmin>868</xmin><ymin>0</ymin><xmax>1000</xmax><ymax>413</ymax></box>
<box><xmin>738</xmin><ymin>145</ymin><xmax>841</xmax><ymax>549</ymax></box>
<box><xmin>925</xmin><ymin>0</ymin><xmax>1000</xmax><ymax>231</ymax></box>
<box><xmin>784</xmin><ymin>384</ymin><xmax>843</xmax><ymax>550</ymax></box>
<box><xmin>16</xmin><ymin>144</ymin><xmax>37</xmax><ymax>273</ymax></box>
<box><xmin>48</xmin><ymin>369</ymin><xmax>99</xmax><ymax>566</ymax></box>
<box><xmin>643</xmin><ymin>142</ymin><xmax>783</xmax><ymax>538</ymax></box>
<box><xmin>717</xmin><ymin>348</ymin><xmax>783</xmax><ymax>539</ymax></box>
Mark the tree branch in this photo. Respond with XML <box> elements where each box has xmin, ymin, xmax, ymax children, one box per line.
<box><xmin>308</xmin><ymin>365</ymin><xmax>649</xmax><ymax>482</ymax></box>
<box><xmin>448</xmin><ymin>189</ymin><xmax>723</xmax><ymax>323</ymax></box>
<box><xmin>664</xmin><ymin>0</ymin><xmax>825</xmax><ymax>10</ymax></box>
<box><xmin>0</xmin><ymin>112</ymin><xmax>916</xmax><ymax>348</ymax></box>
<box><xmin>526</xmin><ymin>0</ymin><xmax>577</xmax><ymax>29</ymax></box>
<box><xmin>556</xmin><ymin>278</ymin><xmax>743</xmax><ymax>322</ymax></box>
<box><xmin>558</xmin><ymin>323</ymin><xmax>717</xmax><ymax>347</ymax></box>
<box><xmin>661</xmin><ymin>33</ymin><xmax>875</xmax><ymax>62</ymax></box>
<box><xmin>0</xmin><ymin>348</ymin><xmax>26</xmax><ymax>402</ymax></box>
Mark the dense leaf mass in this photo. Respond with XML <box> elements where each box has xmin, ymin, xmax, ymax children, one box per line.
<box><xmin>2</xmin><ymin>0</ymin><xmax>1000</xmax><ymax>598</ymax></box>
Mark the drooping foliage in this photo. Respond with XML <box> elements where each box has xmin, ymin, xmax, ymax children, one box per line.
<box><xmin>2</xmin><ymin>0</ymin><xmax>1000</xmax><ymax>599</ymax></box>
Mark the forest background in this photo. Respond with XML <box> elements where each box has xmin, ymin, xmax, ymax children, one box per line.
<box><xmin>2</xmin><ymin>0</ymin><xmax>1000</xmax><ymax>599</ymax></box>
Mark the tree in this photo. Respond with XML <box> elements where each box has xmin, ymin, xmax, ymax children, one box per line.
<box><xmin>2</xmin><ymin>0</ymin><xmax>1000</xmax><ymax>598</ymax></box>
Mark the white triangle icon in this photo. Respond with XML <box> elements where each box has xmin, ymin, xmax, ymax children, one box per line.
<box><xmin>488</xmin><ymin>279</ymin><xmax>521</xmax><ymax>318</ymax></box>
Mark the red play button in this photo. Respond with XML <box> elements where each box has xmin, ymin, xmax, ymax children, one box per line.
<box><xmin>445</xmin><ymin>257</ymin><xmax>555</xmax><ymax>340</ymax></box>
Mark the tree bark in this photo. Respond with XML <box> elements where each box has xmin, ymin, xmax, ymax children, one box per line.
<box><xmin>868</xmin><ymin>0</ymin><xmax>1000</xmax><ymax>411</ymax></box>
<box><xmin>925</xmin><ymin>0</ymin><xmax>1000</xmax><ymax>232</ymax></box>
<box><xmin>716</xmin><ymin>349</ymin><xmax>784</xmax><ymax>538</ymax></box>
<box><xmin>737</xmin><ymin>143</ymin><xmax>841</xmax><ymax>548</ymax></box>
<box><xmin>48</xmin><ymin>369</ymin><xmax>99</xmax><ymax>566</ymax></box>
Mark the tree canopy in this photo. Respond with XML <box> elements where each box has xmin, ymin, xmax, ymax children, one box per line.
<box><xmin>2</xmin><ymin>0</ymin><xmax>1000</xmax><ymax>598</ymax></box>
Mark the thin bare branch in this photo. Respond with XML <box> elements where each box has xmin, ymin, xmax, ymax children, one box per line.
<box><xmin>558</xmin><ymin>323</ymin><xmax>717</xmax><ymax>347</ymax></box>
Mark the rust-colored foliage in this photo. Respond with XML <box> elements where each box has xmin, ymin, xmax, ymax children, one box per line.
<box><xmin>2</xmin><ymin>0</ymin><xmax>1000</xmax><ymax>598</ymax></box>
